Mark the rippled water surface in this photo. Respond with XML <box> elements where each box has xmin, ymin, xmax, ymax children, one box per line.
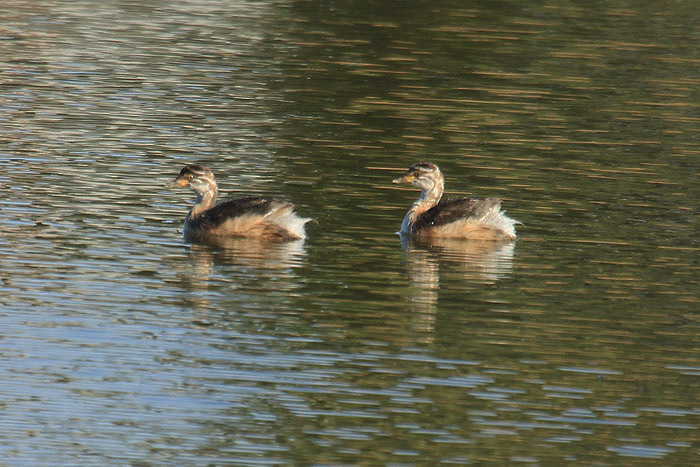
<box><xmin>2</xmin><ymin>0</ymin><xmax>699</xmax><ymax>464</ymax></box>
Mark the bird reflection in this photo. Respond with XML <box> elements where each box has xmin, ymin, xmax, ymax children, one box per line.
<box><xmin>177</xmin><ymin>237</ymin><xmax>307</xmax><ymax>312</ymax></box>
<box><xmin>189</xmin><ymin>236</ymin><xmax>307</xmax><ymax>270</ymax></box>
<box><xmin>403</xmin><ymin>236</ymin><xmax>515</xmax><ymax>283</ymax></box>
<box><xmin>401</xmin><ymin>236</ymin><xmax>515</xmax><ymax>342</ymax></box>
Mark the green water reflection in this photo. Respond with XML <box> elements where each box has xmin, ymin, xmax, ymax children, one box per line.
<box><xmin>0</xmin><ymin>0</ymin><xmax>699</xmax><ymax>465</ymax></box>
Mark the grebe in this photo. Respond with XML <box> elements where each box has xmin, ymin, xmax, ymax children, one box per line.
<box><xmin>167</xmin><ymin>164</ymin><xmax>311</xmax><ymax>242</ymax></box>
<box><xmin>392</xmin><ymin>162</ymin><xmax>519</xmax><ymax>241</ymax></box>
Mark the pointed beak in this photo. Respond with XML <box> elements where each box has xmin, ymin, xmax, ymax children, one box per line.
<box><xmin>393</xmin><ymin>173</ymin><xmax>415</xmax><ymax>184</ymax></box>
<box><xmin>165</xmin><ymin>176</ymin><xmax>188</xmax><ymax>188</ymax></box>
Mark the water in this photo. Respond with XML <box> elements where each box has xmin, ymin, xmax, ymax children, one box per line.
<box><xmin>2</xmin><ymin>0</ymin><xmax>699</xmax><ymax>464</ymax></box>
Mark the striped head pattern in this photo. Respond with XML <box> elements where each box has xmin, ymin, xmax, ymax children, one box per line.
<box><xmin>168</xmin><ymin>164</ymin><xmax>218</xmax><ymax>195</ymax></box>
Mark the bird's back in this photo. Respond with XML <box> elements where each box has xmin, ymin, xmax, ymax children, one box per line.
<box><xmin>185</xmin><ymin>196</ymin><xmax>309</xmax><ymax>241</ymax></box>
<box><xmin>412</xmin><ymin>197</ymin><xmax>517</xmax><ymax>240</ymax></box>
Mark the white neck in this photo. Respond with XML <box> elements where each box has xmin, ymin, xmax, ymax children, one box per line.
<box><xmin>188</xmin><ymin>179</ymin><xmax>218</xmax><ymax>220</ymax></box>
<box><xmin>401</xmin><ymin>178</ymin><xmax>444</xmax><ymax>233</ymax></box>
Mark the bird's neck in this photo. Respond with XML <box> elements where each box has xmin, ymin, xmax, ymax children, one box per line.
<box><xmin>402</xmin><ymin>180</ymin><xmax>444</xmax><ymax>232</ymax></box>
<box><xmin>412</xmin><ymin>180</ymin><xmax>443</xmax><ymax>215</ymax></box>
<box><xmin>189</xmin><ymin>185</ymin><xmax>218</xmax><ymax>220</ymax></box>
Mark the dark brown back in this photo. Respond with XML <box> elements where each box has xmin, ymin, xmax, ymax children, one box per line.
<box><xmin>413</xmin><ymin>197</ymin><xmax>502</xmax><ymax>232</ymax></box>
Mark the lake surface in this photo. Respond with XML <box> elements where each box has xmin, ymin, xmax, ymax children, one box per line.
<box><xmin>1</xmin><ymin>0</ymin><xmax>699</xmax><ymax>464</ymax></box>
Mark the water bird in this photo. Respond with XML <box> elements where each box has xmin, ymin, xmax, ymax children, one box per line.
<box><xmin>392</xmin><ymin>162</ymin><xmax>519</xmax><ymax>241</ymax></box>
<box><xmin>167</xmin><ymin>164</ymin><xmax>311</xmax><ymax>242</ymax></box>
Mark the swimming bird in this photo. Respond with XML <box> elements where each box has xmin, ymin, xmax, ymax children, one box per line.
<box><xmin>167</xmin><ymin>164</ymin><xmax>311</xmax><ymax>242</ymax></box>
<box><xmin>392</xmin><ymin>162</ymin><xmax>518</xmax><ymax>241</ymax></box>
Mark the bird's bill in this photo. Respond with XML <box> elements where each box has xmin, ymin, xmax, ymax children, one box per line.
<box><xmin>165</xmin><ymin>176</ymin><xmax>189</xmax><ymax>188</ymax></box>
<box><xmin>392</xmin><ymin>173</ymin><xmax>416</xmax><ymax>184</ymax></box>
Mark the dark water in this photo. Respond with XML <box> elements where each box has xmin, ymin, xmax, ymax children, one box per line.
<box><xmin>2</xmin><ymin>0</ymin><xmax>699</xmax><ymax>464</ymax></box>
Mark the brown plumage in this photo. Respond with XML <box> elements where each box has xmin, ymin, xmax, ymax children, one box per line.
<box><xmin>167</xmin><ymin>164</ymin><xmax>311</xmax><ymax>242</ymax></box>
<box><xmin>393</xmin><ymin>162</ymin><xmax>518</xmax><ymax>241</ymax></box>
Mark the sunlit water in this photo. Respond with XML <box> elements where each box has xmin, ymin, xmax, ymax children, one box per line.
<box><xmin>1</xmin><ymin>0</ymin><xmax>699</xmax><ymax>465</ymax></box>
